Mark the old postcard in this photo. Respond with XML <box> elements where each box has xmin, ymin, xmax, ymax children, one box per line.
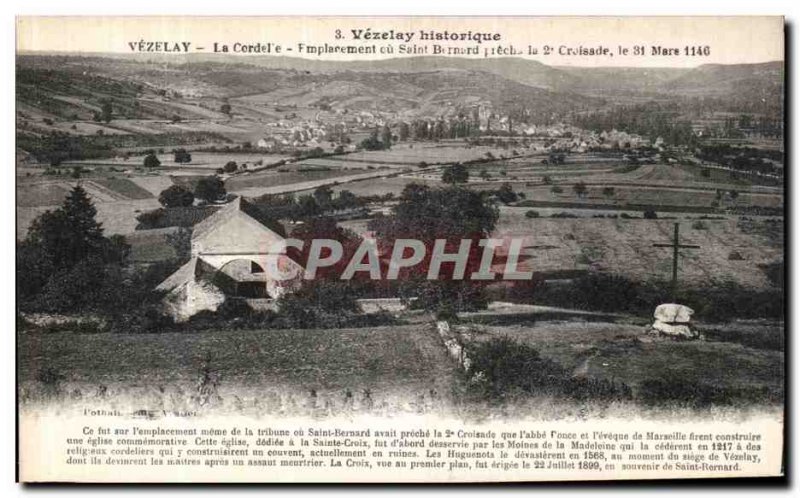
<box><xmin>15</xmin><ymin>16</ymin><xmax>785</xmax><ymax>483</ymax></box>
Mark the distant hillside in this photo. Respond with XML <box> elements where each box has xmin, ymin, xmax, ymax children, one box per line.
<box><xmin>661</xmin><ymin>61</ymin><xmax>784</xmax><ymax>95</ymax></box>
<box><xmin>556</xmin><ymin>66</ymin><xmax>689</xmax><ymax>95</ymax></box>
<box><xmin>16</xmin><ymin>54</ymin><xmax>784</xmax><ymax>125</ymax></box>
<box><xmin>15</xmin><ymin>55</ymin><xmax>599</xmax><ymax>120</ymax></box>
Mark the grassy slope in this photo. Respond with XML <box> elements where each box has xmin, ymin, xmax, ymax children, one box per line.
<box><xmin>18</xmin><ymin>324</ymin><xmax>458</xmax><ymax>415</ymax></box>
<box><xmin>464</xmin><ymin>319</ymin><xmax>783</xmax><ymax>401</ymax></box>
<box><xmin>493</xmin><ymin>215</ymin><xmax>782</xmax><ymax>288</ymax></box>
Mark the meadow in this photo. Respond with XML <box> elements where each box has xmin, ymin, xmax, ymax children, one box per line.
<box><xmin>18</xmin><ymin>323</ymin><xmax>458</xmax><ymax>418</ymax></box>
<box><xmin>17</xmin><ymin>310</ymin><xmax>784</xmax><ymax>420</ymax></box>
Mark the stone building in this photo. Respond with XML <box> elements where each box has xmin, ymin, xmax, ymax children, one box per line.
<box><xmin>157</xmin><ymin>197</ymin><xmax>303</xmax><ymax>321</ymax></box>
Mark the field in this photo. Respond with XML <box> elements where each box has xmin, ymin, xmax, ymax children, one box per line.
<box><xmin>16</xmin><ymin>175</ymin><xmax>164</xmax><ymax>237</ymax></box>
<box><xmin>18</xmin><ymin>308</ymin><xmax>784</xmax><ymax>419</ymax></box>
<box><xmin>493</xmin><ymin>212</ymin><xmax>782</xmax><ymax>287</ymax></box>
<box><xmin>341</xmin><ymin>142</ymin><xmax>516</xmax><ymax>165</ymax></box>
<box><xmin>18</xmin><ymin>323</ymin><xmax>459</xmax><ymax>417</ymax></box>
<box><xmin>70</xmin><ymin>151</ymin><xmax>291</xmax><ymax>171</ymax></box>
<box><xmin>226</xmin><ymin>166</ymin><xmax>375</xmax><ymax>192</ymax></box>
<box><xmin>126</xmin><ymin>227</ymin><xmax>181</xmax><ymax>263</ymax></box>
<box><xmin>458</xmin><ymin>310</ymin><xmax>783</xmax><ymax>416</ymax></box>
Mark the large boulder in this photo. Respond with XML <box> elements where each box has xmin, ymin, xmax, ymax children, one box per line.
<box><xmin>650</xmin><ymin>303</ymin><xmax>700</xmax><ymax>339</ymax></box>
<box><xmin>654</xmin><ymin>303</ymin><xmax>694</xmax><ymax>323</ymax></box>
<box><xmin>651</xmin><ymin>320</ymin><xmax>695</xmax><ymax>339</ymax></box>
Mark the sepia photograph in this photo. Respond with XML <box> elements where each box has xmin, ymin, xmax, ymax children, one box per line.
<box><xmin>13</xmin><ymin>15</ymin><xmax>786</xmax><ymax>483</ymax></box>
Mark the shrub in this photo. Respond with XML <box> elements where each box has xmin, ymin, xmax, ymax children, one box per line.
<box><xmin>36</xmin><ymin>366</ymin><xmax>65</xmax><ymax>398</ymax></box>
<box><xmin>158</xmin><ymin>185</ymin><xmax>195</xmax><ymax>208</ymax></box>
<box><xmin>195</xmin><ymin>176</ymin><xmax>226</xmax><ymax>203</ymax></box>
<box><xmin>407</xmin><ymin>280</ymin><xmax>489</xmax><ymax>314</ymax></box>
<box><xmin>441</xmin><ymin>163</ymin><xmax>469</xmax><ymax>184</ymax></box>
<box><xmin>173</xmin><ymin>148</ymin><xmax>192</xmax><ymax>163</ymax></box>
<box><xmin>276</xmin><ymin>281</ymin><xmax>364</xmax><ymax>329</ymax></box>
<box><xmin>109</xmin><ymin>305</ymin><xmax>175</xmax><ymax>334</ymax></box>
<box><xmin>135</xmin><ymin>208</ymin><xmax>166</xmax><ymax>228</ymax></box>
<box><xmin>494</xmin><ymin>183</ymin><xmax>518</xmax><ymax>204</ymax></box>
<box><xmin>143</xmin><ymin>153</ymin><xmax>161</xmax><ymax>168</ymax></box>
<box><xmin>525</xmin><ymin>210</ymin><xmax>540</xmax><ymax>219</ymax></box>
<box><xmin>643</xmin><ymin>208</ymin><xmax>658</xmax><ymax>219</ymax></box>
<box><xmin>761</xmin><ymin>261</ymin><xmax>784</xmax><ymax>288</ymax></box>
<box><xmin>215</xmin><ymin>298</ymin><xmax>254</xmax><ymax>319</ymax></box>
<box><xmin>508</xmin><ymin>273</ymin><xmax>784</xmax><ymax>322</ymax></box>
<box><xmin>435</xmin><ymin>303</ymin><xmax>458</xmax><ymax>322</ymax></box>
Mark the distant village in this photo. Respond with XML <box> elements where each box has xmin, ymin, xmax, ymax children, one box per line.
<box><xmin>254</xmin><ymin>103</ymin><xmax>653</xmax><ymax>155</ymax></box>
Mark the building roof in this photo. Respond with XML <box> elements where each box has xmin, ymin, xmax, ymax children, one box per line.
<box><xmin>191</xmin><ymin>196</ymin><xmax>287</xmax><ymax>243</ymax></box>
<box><xmin>156</xmin><ymin>257</ymin><xmax>221</xmax><ymax>292</ymax></box>
<box><xmin>156</xmin><ymin>257</ymin><xmax>198</xmax><ymax>292</ymax></box>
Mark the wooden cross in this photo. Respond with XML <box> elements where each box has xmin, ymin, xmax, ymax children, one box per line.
<box><xmin>652</xmin><ymin>222</ymin><xmax>701</xmax><ymax>301</ymax></box>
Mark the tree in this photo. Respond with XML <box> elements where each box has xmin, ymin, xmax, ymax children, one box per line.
<box><xmin>25</xmin><ymin>185</ymin><xmax>106</xmax><ymax>270</ymax></box>
<box><xmin>173</xmin><ymin>149</ymin><xmax>192</xmax><ymax>163</ymax></box>
<box><xmin>573</xmin><ymin>182</ymin><xmax>588</xmax><ymax>198</ymax></box>
<box><xmin>291</xmin><ymin>217</ymin><xmax>363</xmax><ymax>280</ymax></box>
<box><xmin>442</xmin><ymin>163</ymin><xmax>469</xmax><ymax>185</ymax></box>
<box><xmin>359</xmin><ymin>129</ymin><xmax>385</xmax><ymax>151</ymax></box>
<box><xmin>296</xmin><ymin>194</ymin><xmax>321</xmax><ymax>218</ymax></box>
<box><xmin>334</xmin><ymin>190</ymin><xmax>361</xmax><ymax>210</ymax></box>
<box><xmin>368</xmin><ymin>184</ymin><xmax>499</xmax><ymax>312</ymax></box>
<box><xmin>100</xmin><ymin>100</ymin><xmax>113</xmax><ymax>123</ymax></box>
<box><xmin>158</xmin><ymin>185</ymin><xmax>195</xmax><ymax>208</ymax></box>
<box><xmin>195</xmin><ymin>176</ymin><xmax>226</xmax><ymax>203</ymax></box>
<box><xmin>223</xmin><ymin>161</ymin><xmax>238</xmax><ymax>173</ymax></box>
<box><xmin>313</xmin><ymin>185</ymin><xmax>334</xmax><ymax>210</ymax></box>
<box><xmin>602</xmin><ymin>186</ymin><xmax>615</xmax><ymax>198</ymax></box>
<box><xmin>398</xmin><ymin>122</ymin><xmax>410</xmax><ymax>141</ymax></box>
<box><xmin>18</xmin><ymin>185</ymin><xmax>130</xmax><ymax>305</ymax></box>
<box><xmin>144</xmin><ymin>153</ymin><xmax>161</xmax><ymax>168</ymax></box>
<box><xmin>643</xmin><ymin>208</ymin><xmax>658</xmax><ymax>219</ymax></box>
<box><xmin>479</xmin><ymin>169</ymin><xmax>490</xmax><ymax>181</ymax></box>
<box><xmin>380</xmin><ymin>125</ymin><xmax>393</xmax><ymax>148</ymax></box>
<box><xmin>495</xmin><ymin>183</ymin><xmax>518</xmax><ymax>204</ymax></box>
<box><xmin>220</xmin><ymin>103</ymin><xmax>232</xmax><ymax>116</ymax></box>
<box><xmin>166</xmin><ymin>227</ymin><xmax>192</xmax><ymax>264</ymax></box>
